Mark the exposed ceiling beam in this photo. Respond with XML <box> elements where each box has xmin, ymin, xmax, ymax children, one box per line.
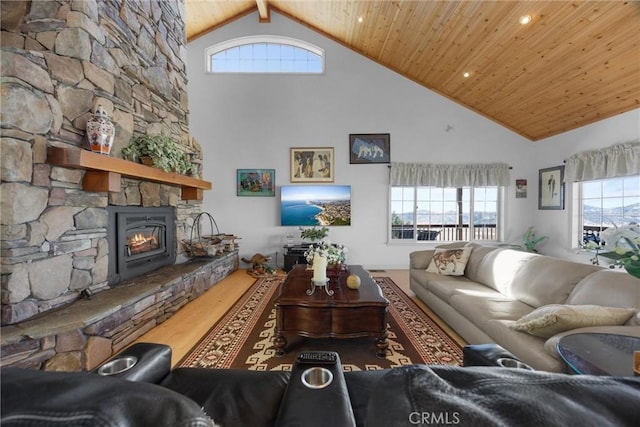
<box><xmin>256</xmin><ymin>0</ymin><xmax>270</xmax><ymax>23</ymax></box>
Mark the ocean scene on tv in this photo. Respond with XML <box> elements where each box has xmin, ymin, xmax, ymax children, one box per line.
<box><xmin>281</xmin><ymin>185</ymin><xmax>351</xmax><ymax>226</ymax></box>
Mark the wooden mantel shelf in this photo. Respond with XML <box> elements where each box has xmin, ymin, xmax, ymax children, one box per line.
<box><xmin>47</xmin><ymin>147</ymin><xmax>212</xmax><ymax>201</ymax></box>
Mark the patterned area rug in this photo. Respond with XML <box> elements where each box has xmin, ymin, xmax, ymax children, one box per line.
<box><xmin>178</xmin><ymin>276</ymin><xmax>463</xmax><ymax>371</ymax></box>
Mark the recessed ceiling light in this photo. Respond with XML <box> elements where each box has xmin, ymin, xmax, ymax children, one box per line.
<box><xmin>463</xmin><ymin>71</ymin><xmax>471</xmax><ymax>78</ymax></box>
<box><xmin>358</xmin><ymin>16</ymin><xmax>363</xmax><ymax>23</ymax></box>
<box><xmin>519</xmin><ymin>15</ymin><xmax>532</xmax><ymax>25</ymax></box>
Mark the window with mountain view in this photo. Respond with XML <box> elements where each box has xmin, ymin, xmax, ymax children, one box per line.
<box><xmin>580</xmin><ymin>175</ymin><xmax>639</xmax><ymax>246</ymax></box>
<box><xmin>206</xmin><ymin>36</ymin><xmax>324</xmax><ymax>74</ymax></box>
<box><xmin>390</xmin><ymin>186</ymin><xmax>501</xmax><ymax>242</ymax></box>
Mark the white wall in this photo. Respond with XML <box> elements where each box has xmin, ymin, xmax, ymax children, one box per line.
<box><xmin>187</xmin><ymin>11</ymin><xmax>640</xmax><ymax>269</ymax></box>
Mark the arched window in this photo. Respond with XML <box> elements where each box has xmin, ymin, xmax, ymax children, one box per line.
<box><xmin>205</xmin><ymin>36</ymin><xmax>324</xmax><ymax>74</ymax></box>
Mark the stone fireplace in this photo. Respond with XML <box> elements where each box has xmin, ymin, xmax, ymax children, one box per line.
<box><xmin>107</xmin><ymin>206</ymin><xmax>177</xmax><ymax>285</ymax></box>
<box><xmin>0</xmin><ymin>1</ymin><xmax>239</xmax><ymax>371</ymax></box>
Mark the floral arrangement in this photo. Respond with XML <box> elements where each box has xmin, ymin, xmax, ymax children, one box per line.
<box><xmin>304</xmin><ymin>240</ymin><xmax>348</xmax><ymax>266</ymax></box>
<box><xmin>584</xmin><ymin>224</ymin><xmax>640</xmax><ymax>278</ymax></box>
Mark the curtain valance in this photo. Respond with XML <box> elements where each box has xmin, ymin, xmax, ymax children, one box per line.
<box><xmin>390</xmin><ymin>162</ymin><xmax>510</xmax><ymax>187</ymax></box>
<box><xmin>564</xmin><ymin>142</ymin><xmax>640</xmax><ymax>182</ymax></box>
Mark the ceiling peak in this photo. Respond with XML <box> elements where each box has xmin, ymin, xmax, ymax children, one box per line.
<box><xmin>256</xmin><ymin>0</ymin><xmax>270</xmax><ymax>23</ymax></box>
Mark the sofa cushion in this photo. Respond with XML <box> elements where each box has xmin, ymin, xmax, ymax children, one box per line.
<box><xmin>463</xmin><ymin>243</ymin><xmax>499</xmax><ymax>283</ymax></box>
<box><xmin>566</xmin><ymin>270</ymin><xmax>640</xmax><ymax>312</ymax></box>
<box><xmin>426</xmin><ymin>247</ymin><xmax>472</xmax><ymax>276</ymax></box>
<box><xmin>409</xmin><ymin>250</ymin><xmax>433</xmax><ymax>270</ymax></box>
<box><xmin>427</xmin><ymin>275</ymin><xmax>499</xmax><ymax>303</ymax></box>
<box><xmin>509</xmin><ymin>256</ymin><xmax>602</xmax><ymax>307</ymax></box>
<box><xmin>511</xmin><ymin>304</ymin><xmax>636</xmax><ymax>338</ymax></box>
<box><xmin>449</xmin><ymin>293</ymin><xmax>535</xmax><ymax>329</ymax></box>
<box><xmin>482</xmin><ymin>319</ymin><xmax>566</xmax><ymax>372</ymax></box>
<box><xmin>473</xmin><ymin>248</ymin><xmax>538</xmax><ymax>294</ymax></box>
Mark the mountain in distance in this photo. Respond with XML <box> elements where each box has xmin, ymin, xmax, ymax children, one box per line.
<box><xmin>583</xmin><ymin>202</ymin><xmax>640</xmax><ymax>226</ymax></box>
<box><xmin>394</xmin><ymin>202</ymin><xmax>639</xmax><ymax>227</ymax></box>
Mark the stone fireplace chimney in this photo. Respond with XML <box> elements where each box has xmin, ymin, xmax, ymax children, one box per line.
<box><xmin>0</xmin><ymin>1</ymin><xmax>233</xmax><ymax>371</ymax></box>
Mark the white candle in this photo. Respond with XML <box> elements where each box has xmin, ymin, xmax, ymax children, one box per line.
<box><xmin>313</xmin><ymin>254</ymin><xmax>327</xmax><ymax>281</ymax></box>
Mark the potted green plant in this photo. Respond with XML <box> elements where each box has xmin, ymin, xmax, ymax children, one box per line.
<box><xmin>523</xmin><ymin>226</ymin><xmax>547</xmax><ymax>252</ymax></box>
<box><xmin>299</xmin><ymin>226</ymin><xmax>329</xmax><ymax>242</ymax></box>
<box><xmin>122</xmin><ymin>135</ymin><xmax>193</xmax><ymax>175</ymax></box>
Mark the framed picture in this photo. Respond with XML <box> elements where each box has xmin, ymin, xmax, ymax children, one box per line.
<box><xmin>538</xmin><ymin>166</ymin><xmax>564</xmax><ymax>209</ymax></box>
<box><xmin>349</xmin><ymin>133</ymin><xmax>390</xmax><ymax>164</ymax></box>
<box><xmin>290</xmin><ymin>147</ymin><xmax>334</xmax><ymax>183</ymax></box>
<box><xmin>516</xmin><ymin>179</ymin><xmax>527</xmax><ymax>199</ymax></box>
<box><xmin>237</xmin><ymin>169</ymin><xmax>275</xmax><ymax>196</ymax></box>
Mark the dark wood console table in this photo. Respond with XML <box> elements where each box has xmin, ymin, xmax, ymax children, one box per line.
<box><xmin>283</xmin><ymin>244</ymin><xmax>311</xmax><ymax>272</ymax></box>
<box><xmin>274</xmin><ymin>265</ymin><xmax>389</xmax><ymax>357</ymax></box>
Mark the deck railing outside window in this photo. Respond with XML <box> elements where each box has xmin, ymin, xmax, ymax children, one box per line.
<box><xmin>392</xmin><ymin>224</ymin><xmax>496</xmax><ymax>241</ymax></box>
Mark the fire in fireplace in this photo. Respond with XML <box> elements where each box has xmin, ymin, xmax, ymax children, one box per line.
<box><xmin>107</xmin><ymin>206</ymin><xmax>176</xmax><ymax>284</ymax></box>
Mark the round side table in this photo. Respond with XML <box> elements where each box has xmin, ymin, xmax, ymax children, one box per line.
<box><xmin>557</xmin><ymin>333</ymin><xmax>640</xmax><ymax>376</ymax></box>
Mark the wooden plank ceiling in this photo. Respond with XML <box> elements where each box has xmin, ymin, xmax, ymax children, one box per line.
<box><xmin>185</xmin><ymin>0</ymin><xmax>640</xmax><ymax>141</ymax></box>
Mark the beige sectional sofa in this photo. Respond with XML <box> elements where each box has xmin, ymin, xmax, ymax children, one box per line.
<box><xmin>410</xmin><ymin>243</ymin><xmax>640</xmax><ymax>372</ymax></box>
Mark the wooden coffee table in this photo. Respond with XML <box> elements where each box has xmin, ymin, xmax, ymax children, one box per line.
<box><xmin>274</xmin><ymin>265</ymin><xmax>389</xmax><ymax>357</ymax></box>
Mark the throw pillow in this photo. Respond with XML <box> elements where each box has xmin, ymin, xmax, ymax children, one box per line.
<box><xmin>511</xmin><ymin>304</ymin><xmax>636</xmax><ymax>338</ymax></box>
<box><xmin>426</xmin><ymin>247</ymin><xmax>473</xmax><ymax>276</ymax></box>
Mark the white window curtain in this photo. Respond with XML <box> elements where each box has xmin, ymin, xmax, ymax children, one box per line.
<box><xmin>390</xmin><ymin>162</ymin><xmax>510</xmax><ymax>187</ymax></box>
<box><xmin>565</xmin><ymin>142</ymin><xmax>640</xmax><ymax>182</ymax></box>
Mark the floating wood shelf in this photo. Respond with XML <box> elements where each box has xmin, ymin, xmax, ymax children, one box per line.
<box><xmin>47</xmin><ymin>147</ymin><xmax>212</xmax><ymax>201</ymax></box>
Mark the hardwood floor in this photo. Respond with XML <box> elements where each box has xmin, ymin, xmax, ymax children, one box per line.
<box><xmin>133</xmin><ymin>268</ymin><xmax>466</xmax><ymax>367</ymax></box>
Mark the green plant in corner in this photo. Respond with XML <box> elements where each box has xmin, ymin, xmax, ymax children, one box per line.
<box><xmin>122</xmin><ymin>135</ymin><xmax>193</xmax><ymax>175</ymax></box>
<box><xmin>523</xmin><ymin>226</ymin><xmax>547</xmax><ymax>252</ymax></box>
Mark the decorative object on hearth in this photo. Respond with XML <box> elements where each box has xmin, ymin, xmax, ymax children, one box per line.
<box><xmin>86</xmin><ymin>105</ymin><xmax>115</xmax><ymax>155</ymax></box>
<box><xmin>242</xmin><ymin>253</ymin><xmax>276</xmax><ymax>277</ymax></box>
<box><xmin>182</xmin><ymin>212</ymin><xmax>233</xmax><ymax>258</ymax></box>
<box><xmin>122</xmin><ymin>134</ymin><xmax>193</xmax><ymax>175</ymax></box>
<box><xmin>594</xmin><ymin>224</ymin><xmax>640</xmax><ymax>279</ymax></box>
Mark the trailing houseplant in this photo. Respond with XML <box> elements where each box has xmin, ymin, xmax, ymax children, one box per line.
<box><xmin>299</xmin><ymin>226</ymin><xmax>329</xmax><ymax>242</ymax></box>
<box><xmin>122</xmin><ymin>135</ymin><xmax>193</xmax><ymax>175</ymax></box>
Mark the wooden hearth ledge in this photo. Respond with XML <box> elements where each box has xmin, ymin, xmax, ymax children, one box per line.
<box><xmin>47</xmin><ymin>146</ymin><xmax>212</xmax><ymax>201</ymax></box>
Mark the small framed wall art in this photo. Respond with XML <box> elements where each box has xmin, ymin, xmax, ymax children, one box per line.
<box><xmin>349</xmin><ymin>133</ymin><xmax>390</xmax><ymax>164</ymax></box>
<box><xmin>290</xmin><ymin>147</ymin><xmax>334</xmax><ymax>183</ymax></box>
<box><xmin>538</xmin><ymin>166</ymin><xmax>564</xmax><ymax>209</ymax></box>
<box><xmin>237</xmin><ymin>169</ymin><xmax>275</xmax><ymax>196</ymax></box>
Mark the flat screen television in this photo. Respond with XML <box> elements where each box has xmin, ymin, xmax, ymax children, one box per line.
<box><xmin>281</xmin><ymin>185</ymin><xmax>351</xmax><ymax>226</ymax></box>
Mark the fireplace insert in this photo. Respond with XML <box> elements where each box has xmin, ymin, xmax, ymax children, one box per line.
<box><xmin>107</xmin><ymin>206</ymin><xmax>176</xmax><ymax>284</ymax></box>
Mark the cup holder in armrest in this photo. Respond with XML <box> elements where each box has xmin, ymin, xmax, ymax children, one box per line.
<box><xmin>97</xmin><ymin>356</ymin><xmax>138</xmax><ymax>376</ymax></box>
<box><xmin>92</xmin><ymin>343</ymin><xmax>172</xmax><ymax>383</ymax></box>
<box><xmin>301</xmin><ymin>367</ymin><xmax>333</xmax><ymax>389</ymax></box>
<box><xmin>497</xmin><ymin>358</ymin><xmax>533</xmax><ymax>370</ymax></box>
<box><xmin>275</xmin><ymin>352</ymin><xmax>356</xmax><ymax>426</ymax></box>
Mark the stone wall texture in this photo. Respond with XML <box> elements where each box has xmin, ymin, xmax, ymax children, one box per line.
<box><xmin>1</xmin><ymin>0</ymin><xmax>204</xmax><ymax>326</ymax></box>
<box><xmin>0</xmin><ymin>0</ymin><xmax>220</xmax><ymax>370</ymax></box>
